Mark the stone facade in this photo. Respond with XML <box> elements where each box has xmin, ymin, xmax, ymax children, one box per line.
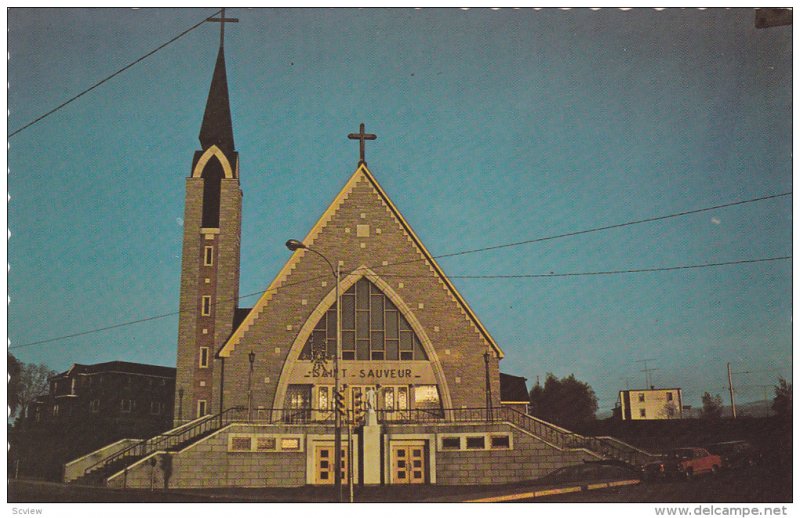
<box><xmin>217</xmin><ymin>166</ymin><xmax>502</xmax><ymax>414</ymax></box>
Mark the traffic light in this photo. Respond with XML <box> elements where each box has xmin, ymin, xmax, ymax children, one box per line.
<box><xmin>353</xmin><ymin>390</ymin><xmax>365</xmax><ymax>424</ymax></box>
<box><xmin>335</xmin><ymin>388</ymin><xmax>346</xmax><ymax>416</ymax></box>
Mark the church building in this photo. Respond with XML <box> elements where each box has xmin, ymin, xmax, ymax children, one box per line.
<box><xmin>67</xmin><ymin>19</ymin><xmax>633</xmax><ymax>491</ymax></box>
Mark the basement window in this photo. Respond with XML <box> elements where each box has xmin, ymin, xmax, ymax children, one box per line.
<box><xmin>490</xmin><ymin>435</ymin><xmax>510</xmax><ymax>449</ymax></box>
<box><xmin>466</xmin><ymin>437</ymin><xmax>485</xmax><ymax>450</ymax></box>
<box><xmin>441</xmin><ymin>437</ymin><xmax>461</xmax><ymax>450</ymax></box>
<box><xmin>256</xmin><ymin>437</ymin><xmax>277</xmax><ymax>451</ymax></box>
<box><xmin>230</xmin><ymin>436</ymin><xmax>252</xmax><ymax>452</ymax></box>
<box><xmin>280</xmin><ymin>438</ymin><xmax>301</xmax><ymax>451</ymax></box>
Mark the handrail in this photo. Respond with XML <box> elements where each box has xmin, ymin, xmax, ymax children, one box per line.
<box><xmin>81</xmin><ymin>404</ymin><xmax>656</xmax><ymax>480</ymax></box>
<box><xmin>83</xmin><ymin>406</ymin><xmax>245</xmax><ymax>477</ymax></box>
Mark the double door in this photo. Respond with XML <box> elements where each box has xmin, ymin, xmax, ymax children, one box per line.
<box><xmin>390</xmin><ymin>441</ymin><xmax>426</xmax><ymax>484</ymax></box>
<box><xmin>314</xmin><ymin>443</ymin><xmax>349</xmax><ymax>485</ymax></box>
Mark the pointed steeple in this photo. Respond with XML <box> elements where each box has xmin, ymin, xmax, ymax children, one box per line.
<box><xmin>199</xmin><ymin>44</ymin><xmax>235</xmax><ymax>156</ymax></box>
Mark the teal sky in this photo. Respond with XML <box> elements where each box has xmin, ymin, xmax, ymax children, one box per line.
<box><xmin>8</xmin><ymin>8</ymin><xmax>792</xmax><ymax>412</ymax></box>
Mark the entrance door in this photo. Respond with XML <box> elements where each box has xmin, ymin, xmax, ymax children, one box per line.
<box><xmin>390</xmin><ymin>441</ymin><xmax>426</xmax><ymax>484</ymax></box>
<box><xmin>314</xmin><ymin>444</ymin><xmax>348</xmax><ymax>485</ymax></box>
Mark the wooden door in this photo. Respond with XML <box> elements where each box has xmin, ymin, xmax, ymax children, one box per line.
<box><xmin>314</xmin><ymin>444</ymin><xmax>348</xmax><ymax>485</ymax></box>
<box><xmin>390</xmin><ymin>442</ymin><xmax>426</xmax><ymax>484</ymax></box>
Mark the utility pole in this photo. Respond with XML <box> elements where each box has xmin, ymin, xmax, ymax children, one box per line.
<box><xmin>727</xmin><ymin>362</ymin><xmax>737</xmax><ymax>419</ymax></box>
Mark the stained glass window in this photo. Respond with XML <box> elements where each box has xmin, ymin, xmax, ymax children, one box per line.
<box><xmin>301</xmin><ymin>278</ymin><xmax>429</xmax><ymax>361</ymax></box>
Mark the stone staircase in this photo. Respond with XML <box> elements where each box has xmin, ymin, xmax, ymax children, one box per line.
<box><xmin>498</xmin><ymin>407</ymin><xmax>658</xmax><ymax>466</ymax></box>
<box><xmin>69</xmin><ymin>407</ymin><xmax>246</xmax><ymax>486</ymax></box>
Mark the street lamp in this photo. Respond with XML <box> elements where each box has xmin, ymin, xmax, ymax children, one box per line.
<box><xmin>248</xmin><ymin>351</ymin><xmax>256</xmax><ymax>421</ymax></box>
<box><xmin>484</xmin><ymin>351</ymin><xmax>493</xmax><ymax>422</ymax></box>
<box><xmin>178</xmin><ymin>387</ymin><xmax>184</xmax><ymax>423</ymax></box>
<box><xmin>286</xmin><ymin>239</ymin><xmax>343</xmax><ymax>502</ymax></box>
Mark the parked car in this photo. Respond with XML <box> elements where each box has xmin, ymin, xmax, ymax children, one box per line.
<box><xmin>705</xmin><ymin>440</ymin><xmax>760</xmax><ymax>469</ymax></box>
<box><xmin>642</xmin><ymin>447</ymin><xmax>722</xmax><ymax>481</ymax></box>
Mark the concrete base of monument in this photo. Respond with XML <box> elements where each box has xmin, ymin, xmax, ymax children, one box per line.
<box><xmin>362</xmin><ymin>421</ymin><xmax>381</xmax><ymax>485</ymax></box>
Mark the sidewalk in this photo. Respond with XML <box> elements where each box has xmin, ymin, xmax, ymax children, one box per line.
<box><xmin>9</xmin><ymin>477</ymin><xmax>641</xmax><ymax>503</ymax></box>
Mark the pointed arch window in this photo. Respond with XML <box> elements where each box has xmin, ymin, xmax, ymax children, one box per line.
<box><xmin>301</xmin><ymin>278</ymin><xmax>428</xmax><ymax>361</ymax></box>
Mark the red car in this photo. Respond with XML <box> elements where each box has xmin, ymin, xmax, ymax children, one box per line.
<box><xmin>642</xmin><ymin>447</ymin><xmax>722</xmax><ymax>480</ymax></box>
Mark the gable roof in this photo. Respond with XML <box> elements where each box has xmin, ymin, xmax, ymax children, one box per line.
<box><xmin>219</xmin><ymin>163</ymin><xmax>503</xmax><ymax>358</ymax></box>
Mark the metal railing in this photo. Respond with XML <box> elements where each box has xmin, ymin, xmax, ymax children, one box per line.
<box><xmin>82</xmin><ymin>406</ymin><xmax>246</xmax><ymax>479</ymax></box>
<box><xmin>81</xmin><ymin>404</ymin><xmax>656</xmax><ymax>482</ymax></box>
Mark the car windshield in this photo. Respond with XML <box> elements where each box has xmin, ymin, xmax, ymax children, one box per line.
<box><xmin>669</xmin><ymin>449</ymin><xmax>693</xmax><ymax>459</ymax></box>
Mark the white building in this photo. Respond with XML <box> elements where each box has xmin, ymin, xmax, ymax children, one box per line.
<box><xmin>619</xmin><ymin>388</ymin><xmax>683</xmax><ymax>420</ymax></box>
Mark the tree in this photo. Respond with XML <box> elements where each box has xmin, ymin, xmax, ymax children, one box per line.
<box><xmin>10</xmin><ymin>359</ymin><xmax>56</xmax><ymax>421</ymax></box>
<box><xmin>701</xmin><ymin>392</ymin><xmax>723</xmax><ymax>419</ymax></box>
<box><xmin>661</xmin><ymin>401</ymin><xmax>679</xmax><ymax>419</ymax></box>
<box><xmin>772</xmin><ymin>377</ymin><xmax>792</xmax><ymax>419</ymax></box>
<box><xmin>8</xmin><ymin>353</ymin><xmax>22</xmax><ymax>417</ymax></box>
<box><xmin>528</xmin><ymin>373</ymin><xmax>598</xmax><ymax>430</ymax></box>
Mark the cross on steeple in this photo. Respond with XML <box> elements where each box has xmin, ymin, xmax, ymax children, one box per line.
<box><xmin>348</xmin><ymin>123</ymin><xmax>377</xmax><ymax>166</ymax></box>
<box><xmin>207</xmin><ymin>8</ymin><xmax>239</xmax><ymax>48</ymax></box>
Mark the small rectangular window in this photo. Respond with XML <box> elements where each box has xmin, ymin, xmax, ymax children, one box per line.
<box><xmin>442</xmin><ymin>437</ymin><xmax>461</xmax><ymax>450</ymax></box>
<box><xmin>666</xmin><ymin>392</ymin><xmax>673</xmax><ymax>401</ymax></box>
<box><xmin>52</xmin><ymin>404</ymin><xmax>60</xmax><ymax>417</ymax></box>
<box><xmin>638</xmin><ymin>393</ymin><xmax>645</xmax><ymax>403</ymax></box>
<box><xmin>121</xmin><ymin>399</ymin><xmax>132</xmax><ymax>413</ymax></box>
<box><xmin>204</xmin><ymin>246</ymin><xmax>214</xmax><ymax>266</ymax></box>
<box><xmin>280</xmin><ymin>438</ymin><xmax>301</xmax><ymax>451</ymax></box>
<box><xmin>639</xmin><ymin>408</ymin><xmax>646</xmax><ymax>418</ymax></box>
<box><xmin>201</xmin><ymin>296</ymin><xmax>212</xmax><ymax>316</ymax></box>
<box><xmin>490</xmin><ymin>435</ymin><xmax>510</xmax><ymax>449</ymax></box>
<box><xmin>90</xmin><ymin>400</ymin><xmax>100</xmax><ymax>413</ymax></box>
<box><xmin>231</xmin><ymin>437</ymin><xmax>252</xmax><ymax>451</ymax></box>
<box><xmin>197</xmin><ymin>400</ymin><xmax>207</xmax><ymax>417</ymax></box>
<box><xmin>466</xmin><ymin>437</ymin><xmax>485</xmax><ymax>449</ymax></box>
<box><xmin>256</xmin><ymin>437</ymin><xmax>276</xmax><ymax>451</ymax></box>
<box><xmin>199</xmin><ymin>347</ymin><xmax>210</xmax><ymax>368</ymax></box>
<box><xmin>150</xmin><ymin>401</ymin><xmax>162</xmax><ymax>415</ymax></box>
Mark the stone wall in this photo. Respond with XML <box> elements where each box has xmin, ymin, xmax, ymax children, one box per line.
<box><xmin>109</xmin><ymin>420</ymin><xmax>594</xmax><ymax>489</ymax></box>
<box><xmin>385</xmin><ymin>422</ymin><xmax>595</xmax><ymax>486</ymax></box>
<box><xmin>107</xmin><ymin>423</ymin><xmax>312</xmax><ymax>489</ymax></box>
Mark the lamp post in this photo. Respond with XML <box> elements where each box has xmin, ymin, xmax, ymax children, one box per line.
<box><xmin>484</xmin><ymin>351</ymin><xmax>493</xmax><ymax>422</ymax></box>
<box><xmin>286</xmin><ymin>239</ymin><xmax>343</xmax><ymax>502</ymax></box>
<box><xmin>248</xmin><ymin>351</ymin><xmax>256</xmax><ymax>421</ymax></box>
<box><xmin>178</xmin><ymin>387</ymin><xmax>184</xmax><ymax>423</ymax></box>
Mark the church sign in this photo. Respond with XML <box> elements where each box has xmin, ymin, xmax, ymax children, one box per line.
<box><xmin>288</xmin><ymin>361</ymin><xmax>437</xmax><ymax>385</ymax></box>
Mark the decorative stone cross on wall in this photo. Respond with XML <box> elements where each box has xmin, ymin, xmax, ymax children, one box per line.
<box><xmin>348</xmin><ymin>123</ymin><xmax>377</xmax><ymax>166</ymax></box>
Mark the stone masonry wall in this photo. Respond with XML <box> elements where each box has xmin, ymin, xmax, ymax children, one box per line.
<box><xmin>386</xmin><ymin>422</ymin><xmax>595</xmax><ymax>486</ymax></box>
<box><xmin>221</xmin><ymin>168</ymin><xmax>501</xmax><ymax>413</ymax></box>
<box><xmin>107</xmin><ymin>423</ymin><xmax>312</xmax><ymax>489</ymax></box>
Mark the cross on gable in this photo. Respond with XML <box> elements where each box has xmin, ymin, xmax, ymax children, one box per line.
<box><xmin>348</xmin><ymin>123</ymin><xmax>377</xmax><ymax>166</ymax></box>
<box><xmin>207</xmin><ymin>8</ymin><xmax>239</xmax><ymax>48</ymax></box>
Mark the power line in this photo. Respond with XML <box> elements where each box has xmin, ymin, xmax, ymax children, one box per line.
<box><xmin>9</xmin><ymin>191</ymin><xmax>791</xmax><ymax>350</ymax></box>
<box><xmin>10</xmin><ymin>254</ymin><xmax>790</xmax><ymax>351</ymax></box>
<box><xmin>431</xmin><ymin>192</ymin><xmax>792</xmax><ymax>261</ymax></box>
<box><xmin>8</xmin><ymin>9</ymin><xmax>222</xmax><ymax>139</ymax></box>
<box><xmin>8</xmin><ymin>272</ymin><xmax>330</xmax><ymax>351</ymax></box>
<box><xmin>443</xmin><ymin>256</ymin><xmax>791</xmax><ymax>279</ymax></box>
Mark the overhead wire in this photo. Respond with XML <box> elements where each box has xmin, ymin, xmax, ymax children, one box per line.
<box><xmin>8</xmin><ymin>9</ymin><xmax>222</xmax><ymax>138</ymax></box>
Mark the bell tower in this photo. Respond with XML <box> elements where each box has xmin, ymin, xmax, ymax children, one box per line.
<box><xmin>175</xmin><ymin>14</ymin><xmax>242</xmax><ymax>424</ymax></box>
